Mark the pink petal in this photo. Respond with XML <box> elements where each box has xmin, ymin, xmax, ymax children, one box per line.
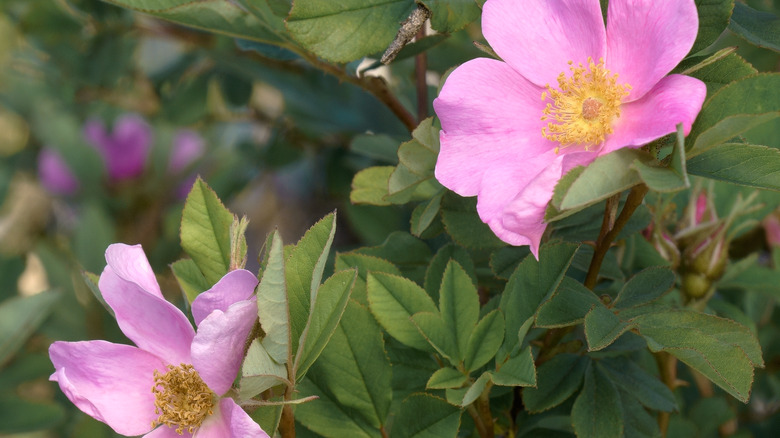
<box><xmin>104</xmin><ymin>244</ymin><xmax>162</xmax><ymax>299</ymax></box>
<box><xmin>765</xmin><ymin>214</ymin><xmax>780</xmax><ymax>247</ymax></box>
<box><xmin>601</xmin><ymin>74</ymin><xmax>706</xmax><ymax>155</ymax></box>
<box><xmin>606</xmin><ymin>0</ymin><xmax>699</xmax><ymax>101</ymax></box>
<box><xmin>433</xmin><ymin>58</ymin><xmax>552</xmax><ymax>197</ymax></box>
<box><xmin>192</xmin><ymin>269</ymin><xmax>258</xmax><ymax>326</ymax></box>
<box><xmin>499</xmin><ymin>152</ymin><xmax>595</xmax><ymax>258</ymax></box>
<box><xmin>145</xmin><ymin>426</ymin><xmax>193</xmax><ymax>438</ymax></box>
<box><xmin>38</xmin><ymin>148</ymin><xmax>79</xmax><ymax>196</ymax></box>
<box><xmin>482</xmin><ymin>0</ymin><xmax>605</xmax><ymax>88</ymax></box>
<box><xmin>49</xmin><ymin>340</ymin><xmax>164</xmax><ymax>436</ymax></box>
<box><xmin>84</xmin><ymin>118</ymin><xmax>109</xmax><ymax>150</ymax></box>
<box><xmin>196</xmin><ymin>399</ymin><xmax>269</xmax><ymax>438</ymax></box>
<box><xmin>191</xmin><ymin>300</ymin><xmax>258</xmax><ymax>395</ymax></box>
<box><xmin>100</xmin><ymin>261</ymin><xmax>195</xmax><ymax>365</ymax></box>
<box><xmin>105</xmin><ymin>114</ymin><xmax>152</xmax><ymax>181</ymax></box>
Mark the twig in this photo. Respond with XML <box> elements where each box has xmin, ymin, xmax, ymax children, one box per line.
<box><xmin>415</xmin><ymin>27</ymin><xmax>429</xmax><ymax>122</ymax></box>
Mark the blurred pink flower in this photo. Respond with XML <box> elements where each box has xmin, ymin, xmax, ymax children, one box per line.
<box><xmin>170</xmin><ymin>130</ymin><xmax>205</xmax><ymax>199</ymax></box>
<box><xmin>433</xmin><ymin>0</ymin><xmax>706</xmax><ymax>257</ymax></box>
<box><xmin>49</xmin><ymin>244</ymin><xmax>269</xmax><ymax>438</ymax></box>
<box><xmin>765</xmin><ymin>213</ymin><xmax>780</xmax><ymax>247</ymax></box>
<box><xmin>85</xmin><ymin>114</ymin><xmax>152</xmax><ymax>182</ymax></box>
<box><xmin>37</xmin><ymin>148</ymin><xmax>79</xmax><ymax>195</ymax></box>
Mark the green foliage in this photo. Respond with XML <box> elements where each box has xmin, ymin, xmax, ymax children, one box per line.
<box><xmin>692</xmin><ymin>0</ymin><xmax>735</xmax><ymax>54</ymax></box>
<box><xmin>390</xmin><ymin>394</ymin><xmax>461</xmax><ymax>438</ymax></box>
<box><xmin>687</xmin><ymin>143</ymin><xmax>780</xmax><ymax>191</ymax></box>
<box><xmin>0</xmin><ymin>291</ymin><xmax>60</xmax><ymax>367</ymax></box>
<box><xmin>729</xmin><ymin>2</ymin><xmax>780</xmax><ymax>52</ymax></box>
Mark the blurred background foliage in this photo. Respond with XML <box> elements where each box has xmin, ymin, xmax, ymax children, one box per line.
<box><xmin>0</xmin><ymin>0</ymin><xmax>778</xmax><ymax>436</ymax></box>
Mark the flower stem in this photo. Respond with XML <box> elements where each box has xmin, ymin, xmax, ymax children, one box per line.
<box><xmin>279</xmin><ymin>384</ymin><xmax>296</xmax><ymax>438</ymax></box>
<box><xmin>654</xmin><ymin>351</ymin><xmax>677</xmax><ymax>437</ymax></box>
<box><xmin>584</xmin><ymin>184</ymin><xmax>649</xmax><ymax>289</ymax></box>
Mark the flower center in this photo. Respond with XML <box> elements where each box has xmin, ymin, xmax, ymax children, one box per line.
<box><xmin>541</xmin><ymin>57</ymin><xmax>630</xmax><ymax>151</ymax></box>
<box><xmin>151</xmin><ymin>364</ymin><xmax>215</xmax><ymax>435</ymax></box>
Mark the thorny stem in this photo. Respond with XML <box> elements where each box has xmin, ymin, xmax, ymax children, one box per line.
<box><xmin>279</xmin><ymin>383</ymin><xmax>296</xmax><ymax>438</ymax></box>
<box><xmin>585</xmin><ymin>184</ymin><xmax>649</xmax><ymax>289</ymax></box>
<box><xmin>415</xmin><ymin>28</ymin><xmax>429</xmax><ymax>122</ymax></box>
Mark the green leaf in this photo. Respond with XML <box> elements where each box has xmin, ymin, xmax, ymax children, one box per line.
<box><xmin>460</xmin><ymin>371</ymin><xmax>492</xmax><ymax>406</ymax></box>
<box><xmin>427</xmin><ymin>367</ymin><xmax>468</xmax><ymax>389</ymax></box>
<box><xmin>632</xmin><ymin>125</ymin><xmax>689</xmax><ymax>193</ymax></box>
<box><xmin>571</xmin><ymin>362</ymin><xmax>624</xmax><ymax>438</ymax></box>
<box><xmin>599</xmin><ymin>357</ymin><xmax>677</xmax><ymax>412</ymax></box>
<box><xmin>104</xmin><ymin>0</ymin><xmax>289</xmax><ymax>44</ymax></box>
<box><xmin>536</xmin><ymin>277</ymin><xmax>603</xmax><ymax>328</ymax></box>
<box><xmin>584</xmin><ymin>305</ymin><xmax>633</xmax><ymax>351</ymax></box>
<box><xmin>257</xmin><ymin>230</ymin><xmax>290</xmax><ymax>364</ymax></box>
<box><xmin>81</xmin><ymin>271</ymin><xmax>113</xmax><ymax>318</ymax></box>
<box><xmin>0</xmin><ymin>291</ymin><xmax>60</xmax><ymax>367</ymax></box>
<box><xmin>419</xmin><ymin>0</ymin><xmax>480</xmax><ymax>33</ymax></box>
<box><xmin>390</xmin><ymin>394</ymin><xmax>461</xmax><ymax>438</ymax></box>
<box><xmin>350</xmin><ymin>134</ymin><xmax>400</xmax><ymax>164</ymax></box>
<box><xmin>181</xmin><ymin>178</ymin><xmax>234</xmax><ymax>285</ymax></box>
<box><xmin>633</xmin><ymin>310</ymin><xmax>764</xmax><ymax>402</ymax></box>
<box><xmin>678</xmin><ymin>49</ymin><xmax>757</xmax><ymax>92</ymax></box>
<box><xmin>464</xmin><ymin>310</ymin><xmax>505</xmax><ymax>373</ymax></box>
<box><xmin>689</xmin><ymin>74</ymin><xmax>780</xmax><ymax>156</ymax></box>
<box><xmin>170</xmin><ymin>259</ymin><xmax>210</xmax><ymax>304</ymax></box>
<box><xmin>302</xmin><ymin>301</ymin><xmax>393</xmax><ymax>429</ymax></box>
<box><xmin>0</xmin><ymin>395</ymin><xmax>65</xmax><ymax>434</ymax></box>
<box><xmin>490</xmin><ymin>246</ymin><xmax>532</xmax><ymax>280</ymax></box>
<box><xmin>500</xmin><ymin>242</ymin><xmax>579</xmax><ymax>357</ymax></box>
<box><xmin>367</xmin><ymin>272</ymin><xmax>438</xmax><ymax>350</ymax></box>
<box><xmin>356</xmin><ymin>232</ymin><xmax>431</xmax><ymax>284</ymax></box>
<box><xmin>296</xmin><ymin>377</ymin><xmax>380</xmax><ymax>438</ymax></box>
<box><xmin>73</xmin><ymin>203</ymin><xmax>115</xmax><ymax>273</ymax></box>
<box><xmin>440</xmin><ymin>192</ymin><xmax>506</xmax><ymax>249</ymax></box>
<box><xmin>492</xmin><ymin>346</ymin><xmax>536</xmax><ymax>387</ymax></box>
<box><xmin>616</xmin><ymin>389</ymin><xmax>662</xmax><ymax>438</ymax></box>
<box><xmin>691</xmin><ymin>0</ymin><xmax>734</xmax><ymax>54</ymax></box>
<box><xmin>295</xmin><ymin>269</ymin><xmax>356</xmax><ymax>380</ymax></box>
<box><xmin>728</xmin><ymin>2</ymin><xmax>780</xmax><ymax>52</ymax></box>
<box><xmin>551</xmin><ymin>148</ymin><xmax>652</xmax><ymax>212</ymax></box>
<box><xmin>438</xmin><ymin>261</ymin><xmax>480</xmax><ymax>362</ymax></box>
<box><xmin>240</xmin><ymin>339</ymin><xmax>288</xmax><ymax>400</ymax></box>
<box><xmin>351</xmin><ymin>166</ymin><xmax>394</xmax><ymax>206</ymax></box>
<box><xmin>335</xmin><ymin>252</ymin><xmax>401</xmax><ymax>305</ymax></box>
<box><xmin>613</xmin><ymin>267</ymin><xmax>676</xmax><ymax>309</ymax></box>
<box><xmin>424</xmin><ymin>244</ymin><xmax>476</xmax><ymax>303</ymax></box>
<box><xmin>388</xmin><ymin>118</ymin><xmax>442</xmax><ymax>202</ymax></box>
<box><xmin>411</xmin><ymin>311</ymin><xmax>458</xmax><ymax>362</ymax></box>
<box><xmin>286</xmin><ymin>0</ymin><xmax>416</xmax><ymax>63</ymax></box>
<box><xmin>523</xmin><ymin>354</ymin><xmax>588</xmax><ymax>413</ymax></box>
<box><xmin>410</xmin><ymin>191</ymin><xmax>443</xmax><ymax>237</ymax></box>
<box><xmin>287</xmin><ymin>212</ymin><xmax>337</xmax><ymax>356</ymax></box>
<box><xmin>687</xmin><ymin>143</ymin><xmax>780</xmax><ymax>191</ymax></box>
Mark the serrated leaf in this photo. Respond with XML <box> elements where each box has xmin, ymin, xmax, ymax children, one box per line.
<box><xmin>617</xmin><ymin>389</ymin><xmax>662</xmax><ymax>438</ymax></box>
<box><xmin>367</xmin><ymin>272</ymin><xmax>438</xmax><ymax>351</ymax></box>
<box><xmin>356</xmin><ymin>231</ymin><xmax>431</xmax><ymax>285</ymax></box>
<box><xmin>240</xmin><ymin>339</ymin><xmax>288</xmax><ymax>401</ymax></box>
<box><xmin>492</xmin><ymin>346</ymin><xmax>536</xmax><ymax>387</ymax></box>
<box><xmin>419</xmin><ymin>0</ymin><xmax>480</xmax><ymax>33</ymax></box>
<box><xmin>490</xmin><ymin>246</ymin><xmax>532</xmax><ymax>280</ymax></box>
<box><xmin>633</xmin><ymin>310</ymin><xmax>764</xmax><ymax>402</ymax></box>
<box><xmin>287</xmin><ymin>212</ymin><xmax>337</xmax><ymax>356</ymax></box>
<box><xmin>335</xmin><ymin>252</ymin><xmax>401</xmax><ymax>305</ymax></box>
<box><xmin>439</xmin><ymin>261</ymin><xmax>480</xmax><ymax>362</ymax></box>
<box><xmin>679</xmin><ymin>50</ymin><xmax>757</xmax><ymax>92</ymax></box>
<box><xmin>536</xmin><ymin>276</ymin><xmax>602</xmax><ymax>328</ymax></box>
<box><xmin>500</xmin><ymin>242</ymin><xmax>579</xmax><ymax>357</ymax></box>
<box><xmin>571</xmin><ymin>362</ymin><xmax>624</xmax><ymax>438</ymax></box>
<box><xmin>105</xmin><ymin>0</ymin><xmax>288</xmax><ymax>45</ymax></box>
<box><xmin>598</xmin><ymin>357</ymin><xmax>677</xmax><ymax>413</ymax></box>
<box><xmin>687</xmin><ymin>143</ymin><xmax>780</xmax><ymax>191</ymax></box>
<box><xmin>613</xmin><ymin>267</ymin><xmax>676</xmax><ymax>309</ymax></box>
<box><xmin>523</xmin><ymin>354</ymin><xmax>588</xmax><ymax>413</ymax></box>
<box><xmin>295</xmin><ymin>377</ymin><xmax>380</xmax><ymax>438</ymax></box>
<box><xmin>350</xmin><ymin>134</ymin><xmax>400</xmax><ymax>164</ymax></box>
<box><xmin>464</xmin><ymin>310</ymin><xmax>505</xmax><ymax>372</ymax></box>
<box><xmin>170</xmin><ymin>259</ymin><xmax>209</xmax><ymax>304</ymax></box>
<box><xmin>423</xmin><ymin>244</ymin><xmax>475</xmax><ymax>303</ymax></box>
<box><xmin>410</xmin><ymin>191</ymin><xmax>443</xmax><ymax>237</ymax></box>
<box><xmin>351</xmin><ymin>166</ymin><xmax>394</xmax><ymax>206</ymax></box>
<box><xmin>390</xmin><ymin>394</ymin><xmax>461</xmax><ymax>438</ymax></box>
<box><xmin>689</xmin><ymin>74</ymin><xmax>780</xmax><ymax>155</ymax></box>
<box><xmin>440</xmin><ymin>193</ymin><xmax>506</xmax><ymax>249</ymax></box>
<box><xmin>82</xmin><ymin>271</ymin><xmax>113</xmax><ymax>317</ymax></box>
<box><xmin>257</xmin><ymin>230</ymin><xmax>290</xmax><ymax>364</ymax></box>
<box><xmin>729</xmin><ymin>2</ymin><xmax>780</xmax><ymax>52</ymax></box>
<box><xmin>691</xmin><ymin>0</ymin><xmax>734</xmax><ymax>54</ymax></box>
<box><xmin>0</xmin><ymin>291</ymin><xmax>60</xmax><ymax>367</ymax></box>
<box><xmin>286</xmin><ymin>0</ymin><xmax>416</xmax><ymax>63</ymax></box>
<box><xmin>584</xmin><ymin>304</ymin><xmax>633</xmax><ymax>351</ymax></box>
<box><xmin>427</xmin><ymin>367</ymin><xmax>468</xmax><ymax>389</ymax></box>
<box><xmin>460</xmin><ymin>371</ymin><xmax>492</xmax><ymax>407</ymax></box>
<box><xmin>411</xmin><ymin>311</ymin><xmax>457</xmax><ymax>363</ymax></box>
<box><xmin>180</xmin><ymin>178</ymin><xmax>234</xmax><ymax>285</ymax></box>
<box><xmin>295</xmin><ymin>269</ymin><xmax>356</xmax><ymax>380</ymax></box>
<box><xmin>302</xmin><ymin>301</ymin><xmax>392</xmax><ymax>429</ymax></box>
<box><xmin>632</xmin><ymin>125</ymin><xmax>689</xmax><ymax>193</ymax></box>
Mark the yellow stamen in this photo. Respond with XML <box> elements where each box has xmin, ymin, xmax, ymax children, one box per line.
<box><xmin>541</xmin><ymin>57</ymin><xmax>630</xmax><ymax>150</ymax></box>
<box><xmin>151</xmin><ymin>364</ymin><xmax>215</xmax><ymax>435</ymax></box>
